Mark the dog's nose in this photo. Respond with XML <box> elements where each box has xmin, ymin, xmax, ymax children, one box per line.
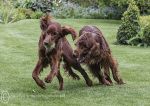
<box><xmin>73</xmin><ymin>50</ymin><xmax>78</xmax><ymax>57</ymax></box>
<box><xmin>73</xmin><ymin>53</ymin><xmax>76</xmax><ymax>57</ymax></box>
<box><xmin>44</xmin><ymin>42</ymin><xmax>49</xmax><ymax>46</ymax></box>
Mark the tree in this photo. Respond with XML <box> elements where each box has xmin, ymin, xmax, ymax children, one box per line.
<box><xmin>116</xmin><ymin>0</ymin><xmax>140</xmax><ymax>44</ymax></box>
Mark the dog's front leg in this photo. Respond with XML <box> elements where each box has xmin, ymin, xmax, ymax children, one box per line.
<box><xmin>56</xmin><ymin>70</ymin><xmax>64</xmax><ymax>90</ymax></box>
<box><xmin>44</xmin><ymin>55</ymin><xmax>59</xmax><ymax>84</ymax></box>
<box><xmin>32</xmin><ymin>60</ymin><xmax>46</xmax><ymax>89</ymax></box>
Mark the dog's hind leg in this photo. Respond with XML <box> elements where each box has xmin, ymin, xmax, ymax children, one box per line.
<box><xmin>32</xmin><ymin>60</ymin><xmax>46</xmax><ymax>89</ymax></box>
<box><xmin>57</xmin><ymin>71</ymin><xmax>64</xmax><ymax>90</ymax></box>
<box><xmin>109</xmin><ymin>57</ymin><xmax>124</xmax><ymax>84</ymax></box>
<box><xmin>88</xmin><ymin>64</ymin><xmax>111</xmax><ymax>86</ymax></box>
<box><xmin>103</xmin><ymin>65</ymin><xmax>113</xmax><ymax>84</ymax></box>
<box><xmin>63</xmin><ymin>63</ymin><xmax>80</xmax><ymax>80</ymax></box>
<box><xmin>72</xmin><ymin>63</ymin><xmax>93</xmax><ymax>87</ymax></box>
<box><xmin>62</xmin><ymin>51</ymin><xmax>92</xmax><ymax>86</ymax></box>
<box><xmin>56</xmin><ymin>62</ymin><xmax>64</xmax><ymax>90</ymax></box>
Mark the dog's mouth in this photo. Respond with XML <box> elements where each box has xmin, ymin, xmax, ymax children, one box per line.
<box><xmin>44</xmin><ymin>43</ymin><xmax>55</xmax><ymax>52</ymax></box>
<box><xmin>77</xmin><ymin>57</ymin><xmax>86</xmax><ymax>63</ymax></box>
<box><xmin>77</xmin><ymin>53</ymin><xmax>88</xmax><ymax>63</ymax></box>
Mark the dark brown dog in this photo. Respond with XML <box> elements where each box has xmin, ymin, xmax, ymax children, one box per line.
<box><xmin>74</xmin><ymin>25</ymin><xmax>124</xmax><ymax>85</ymax></box>
<box><xmin>32</xmin><ymin>15</ymin><xmax>92</xmax><ymax>90</ymax></box>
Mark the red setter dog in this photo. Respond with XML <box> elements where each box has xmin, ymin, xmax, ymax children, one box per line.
<box><xmin>32</xmin><ymin>15</ymin><xmax>92</xmax><ymax>90</ymax></box>
<box><xmin>74</xmin><ymin>25</ymin><xmax>124</xmax><ymax>85</ymax></box>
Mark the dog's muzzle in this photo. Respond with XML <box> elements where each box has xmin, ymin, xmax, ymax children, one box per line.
<box><xmin>44</xmin><ymin>43</ymin><xmax>55</xmax><ymax>52</ymax></box>
<box><xmin>77</xmin><ymin>52</ymin><xmax>89</xmax><ymax>63</ymax></box>
<box><xmin>77</xmin><ymin>57</ymin><xmax>86</xmax><ymax>63</ymax></box>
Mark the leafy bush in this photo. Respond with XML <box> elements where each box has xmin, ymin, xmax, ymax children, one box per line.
<box><xmin>14</xmin><ymin>0</ymin><xmax>60</xmax><ymax>13</ymax></box>
<box><xmin>52</xmin><ymin>2</ymin><xmax>78</xmax><ymax>18</ymax></box>
<box><xmin>127</xmin><ymin>24</ymin><xmax>150</xmax><ymax>47</ymax></box>
<box><xmin>0</xmin><ymin>1</ymin><xmax>32</xmax><ymax>24</ymax></box>
<box><xmin>0</xmin><ymin>0</ymin><xmax>17</xmax><ymax>24</ymax></box>
<box><xmin>116</xmin><ymin>0</ymin><xmax>141</xmax><ymax>44</ymax></box>
<box><xmin>69</xmin><ymin>0</ymin><xmax>150</xmax><ymax>19</ymax></box>
<box><xmin>16</xmin><ymin>8</ymin><xmax>43</xmax><ymax>19</ymax></box>
<box><xmin>14</xmin><ymin>0</ymin><xmax>35</xmax><ymax>9</ymax></box>
<box><xmin>0</xmin><ymin>0</ymin><xmax>43</xmax><ymax>24</ymax></box>
<box><xmin>77</xmin><ymin>6</ymin><xmax>104</xmax><ymax>19</ymax></box>
<box><xmin>53</xmin><ymin>0</ymin><xmax>149</xmax><ymax>19</ymax></box>
<box><xmin>102</xmin><ymin>6</ymin><xmax>125</xmax><ymax>19</ymax></box>
<box><xmin>142</xmin><ymin>24</ymin><xmax>150</xmax><ymax>46</ymax></box>
<box><xmin>52</xmin><ymin>2</ymin><xmax>123</xmax><ymax>19</ymax></box>
<box><xmin>17</xmin><ymin>8</ymin><xmax>33</xmax><ymax>19</ymax></box>
<box><xmin>140</xmin><ymin>16</ymin><xmax>150</xmax><ymax>27</ymax></box>
<box><xmin>30</xmin><ymin>10</ymin><xmax>43</xmax><ymax>19</ymax></box>
<box><xmin>14</xmin><ymin>8</ymin><xmax>27</xmax><ymax>21</ymax></box>
<box><xmin>121</xmin><ymin>15</ymin><xmax>150</xmax><ymax>47</ymax></box>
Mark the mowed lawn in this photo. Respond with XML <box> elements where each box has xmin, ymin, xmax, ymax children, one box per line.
<box><xmin>0</xmin><ymin>19</ymin><xmax>150</xmax><ymax>106</ymax></box>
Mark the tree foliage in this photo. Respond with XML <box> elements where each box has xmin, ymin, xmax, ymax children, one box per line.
<box><xmin>116</xmin><ymin>0</ymin><xmax>141</xmax><ymax>44</ymax></box>
<box><xmin>68</xmin><ymin>0</ymin><xmax>150</xmax><ymax>15</ymax></box>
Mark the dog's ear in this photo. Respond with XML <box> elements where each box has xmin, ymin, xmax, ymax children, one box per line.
<box><xmin>99</xmin><ymin>35</ymin><xmax>110</xmax><ymax>52</ymax></box>
<box><xmin>96</xmin><ymin>31</ymin><xmax>110</xmax><ymax>52</ymax></box>
<box><xmin>84</xmin><ymin>33</ymin><xmax>94</xmax><ymax>48</ymax></box>
<box><xmin>40</xmin><ymin>20</ymin><xmax>48</xmax><ymax>30</ymax></box>
<box><xmin>61</xmin><ymin>26</ymin><xmax>77</xmax><ymax>40</ymax></box>
<box><xmin>40</xmin><ymin>14</ymin><xmax>52</xmax><ymax>30</ymax></box>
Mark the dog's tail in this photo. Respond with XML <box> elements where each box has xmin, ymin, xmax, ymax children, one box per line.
<box><xmin>61</xmin><ymin>26</ymin><xmax>77</xmax><ymax>41</ymax></box>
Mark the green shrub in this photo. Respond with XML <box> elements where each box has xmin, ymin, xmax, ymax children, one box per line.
<box><xmin>0</xmin><ymin>1</ymin><xmax>31</xmax><ymax>24</ymax></box>
<box><xmin>52</xmin><ymin>2</ymin><xmax>115</xmax><ymax>19</ymax></box>
<box><xmin>140</xmin><ymin>16</ymin><xmax>150</xmax><ymax>27</ymax></box>
<box><xmin>127</xmin><ymin>19</ymin><xmax>150</xmax><ymax>47</ymax></box>
<box><xmin>30</xmin><ymin>11</ymin><xmax>43</xmax><ymax>19</ymax></box>
<box><xmin>69</xmin><ymin>0</ymin><xmax>150</xmax><ymax>19</ymax></box>
<box><xmin>127</xmin><ymin>24</ymin><xmax>150</xmax><ymax>47</ymax></box>
<box><xmin>14</xmin><ymin>0</ymin><xmax>36</xmax><ymax>9</ymax></box>
<box><xmin>126</xmin><ymin>30</ymin><xmax>143</xmax><ymax>46</ymax></box>
<box><xmin>117</xmin><ymin>0</ymin><xmax>141</xmax><ymax>44</ymax></box>
<box><xmin>14</xmin><ymin>9</ymin><xmax>26</xmax><ymax>21</ymax></box>
<box><xmin>0</xmin><ymin>0</ymin><xmax>43</xmax><ymax>24</ymax></box>
<box><xmin>14</xmin><ymin>0</ymin><xmax>60</xmax><ymax>13</ymax></box>
<box><xmin>0</xmin><ymin>0</ymin><xmax>16</xmax><ymax>24</ymax></box>
<box><xmin>16</xmin><ymin>8</ymin><xmax>43</xmax><ymax>19</ymax></box>
<box><xmin>17</xmin><ymin>8</ymin><xmax>33</xmax><ymax>19</ymax></box>
<box><xmin>143</xmin><ymin>24</ymin><xmax>150</xmax><ymax>46</ymax></box>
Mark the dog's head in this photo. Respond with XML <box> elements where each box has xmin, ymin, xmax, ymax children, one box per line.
<box><xmin>40</xmin><ymin>14</ymin><xmax>77</xmax><ymax>52</ymax></box>
<box><xmin>74</xmin><ymin>32</ymin><xmax>100</xmax><ymax>63</ymax></box>
<box><xmin>42</xmin><ymin>24</ymin><xmax>61</xmax><ymax>52</ymax></box>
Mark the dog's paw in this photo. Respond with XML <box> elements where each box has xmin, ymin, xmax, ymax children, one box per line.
<box><xmin>44</xmin><ymin>76</ymin><xmax>52</xmax><ymax>83</ymax></box>
<box><xmin>86</xmin><ymin>79</ymin><xmax>93</xmax><ymax>87</ymax></box>
<box><xmin>38</xmin><ymin>80</ymin><xmax>46</xmax><ymax>89</ymax></box>
<box><xmin>59</xmin><ymin>85</ymin><xmax>64</xmax><ymax>91</ymax></box>
<box><xmin>72</xmin><ymin>75</ymin><xmax>80</xmax><ymax>80</ymax></box>
<box><xmin>101</xmin><ymin>79</ymin><xmax>111</xmax><ymax>86</ymax></box>
<box><xmin>118</xmin><ymin>79</ymin><xmax>125</xmax><ymax>85</ymax></box>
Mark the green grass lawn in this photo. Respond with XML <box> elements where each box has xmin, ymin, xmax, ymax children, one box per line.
<box><xmin>0</xmin><ymin>19</ymin><xmax>150</xmax><ymax>106</ymax></box>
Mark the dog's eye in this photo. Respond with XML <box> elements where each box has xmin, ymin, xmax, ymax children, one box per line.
<box><xmin>47</xmin><ymin>31</ymin><xmax>51</xmax><ymax>35</ymax></box>
<box><xmin>53</xmin><ymin>32</ymin><xmax>58</xmax><ymax>36</ymax></box>
<box><xmin>80</xmin><ymin>46</ymin><xmax>84</xmax><ymax>49</ymax></box>
<box><xmin>82</xmin><ymin>44</ymin><xmax>88</xmax><ymax>48</ymax></box>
